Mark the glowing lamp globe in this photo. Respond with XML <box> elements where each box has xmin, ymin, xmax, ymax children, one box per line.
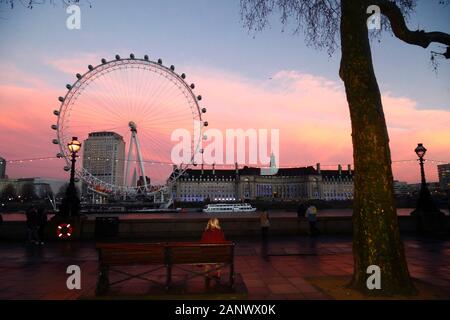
<box><xmin>68</xmin><ymin>137</ymin><xmax>81</xmax><ymax>153</ymax></box>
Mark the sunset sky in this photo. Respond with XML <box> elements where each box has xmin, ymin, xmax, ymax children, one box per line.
<box><xmin>0</xmin><ymin>0</ymin><xmax>449</xmax><ymax>183</ymax></box>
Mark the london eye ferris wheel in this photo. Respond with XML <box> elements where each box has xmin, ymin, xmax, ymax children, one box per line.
<box><xmin>51</xmin><ymin>53</ymin><xmax>207</xmax><ymax>198</ymax></box>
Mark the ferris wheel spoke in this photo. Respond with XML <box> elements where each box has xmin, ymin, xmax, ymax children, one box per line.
<box><xmin>140</xmin><ymin>72</ymin><xmax>169</xmax><ymax>118</ymax></box>
<box><xmin>92</xmin><ymin>71</ymin><xmax>130</xmax><ymax>121</ymax></box>
<box><xmin>76</xmin><ymin>88</ymin><xmax>128</xmax><ymax>125</ymax></box>
<box><xmin>142</xmin><ymin>86</ymin><xmax>193</xmax><ymax>124</ymax></box>
<box><xmin>142</xmin><ymin>70</ymin><xmax>182</xmax><ymax>119</ymax></box>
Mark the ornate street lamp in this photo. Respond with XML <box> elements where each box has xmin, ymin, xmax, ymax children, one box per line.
<box><xmin>60</xmin><ymin>137</ymin><xmax>82</xmax><ymax>217</ymax></box>
<box><xmin>410</xmin><ymin>143</ymin><xmax>444</xmax><ymax>231</ymax></box>
<box><xmin>67</xmin><ymin>137</ymin><xmax>81</xmax><ymax>189</ymax></box>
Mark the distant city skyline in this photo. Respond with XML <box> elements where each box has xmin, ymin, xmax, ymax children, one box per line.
<box><xmin>0</xmin><ymin>0</ymin><xmax>449</xmax><ymax>183</ymax></box>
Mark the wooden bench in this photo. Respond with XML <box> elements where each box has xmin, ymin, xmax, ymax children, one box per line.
<box><xmin>96</xmin><ymin>242</ymin><xmax>235</xmax><ymax>295</ymax></box>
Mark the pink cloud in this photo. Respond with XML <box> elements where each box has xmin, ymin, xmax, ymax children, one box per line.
<box><xmin>46</xmin><ymin>53</ymin><xmax>106</xmax><ymax>75</ymax></box>
<box><xmin>1</xmin><ymin>61</ymin><xmax>448</xmax><ymax>184</ymax></box>
<box><xmin>185</xmin><ymin>66</ymin><xmax>450</xmax><ymax>183</ymax></box>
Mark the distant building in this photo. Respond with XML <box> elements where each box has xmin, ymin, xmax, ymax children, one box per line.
<box><xmin>438</xmin><ymin>163</ymin><xmax>450</xmax><ymax>191</ymax></box>
<box><xmin>0</xmin><ymin>157</ymin><xmax>6</xmax><ymax>179</ymax></box>
<box><xmin>0</xmin><ymin>177</ymin><xmax>67</xmax><ymax>198</ymax></box>
<box><xmin>82</xmin><ymin>132</ymin><xmax>125</xmax><ymax>192</ymax></box>
<box><xmin>408</xmin><ymin>182</ymin><xmax>441</xmax><ymax>194</ymax></box>
<box><xmin>172</xmin><ymin>162</ymin><xmax>354</xmax><ymax>202</ymax></box>
<box><xmin>393</xmin><ymin>180</ymin><xmax>411</xmax><ymax>197</ymax></box>
<box><xmin>320</xmin><ymin>164</ymin><xmax>354</xmax><ymax>201</ymax></box>
<box><xmin>174</xmin><ymin>166</ymin><xmax>238</xmax><ymax>202</ymax></box>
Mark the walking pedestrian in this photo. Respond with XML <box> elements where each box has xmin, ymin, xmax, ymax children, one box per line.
<box><xmin>306</xmin><ymin>203</ymin><xmax>320</xmax><ymax>236</ymax></box>
<box><xmin>260</xmin><ymin>208</ymin><xmax>270</xmax><ymax>260</ymax></box>
<box><xmin>297</xmin><ymin>201</ymin><xmax>307</xmax><ymax>218</ymax></box>
<box><xmin>25</xmin><ymin>205</ymin><xmax>40</xmax><ymax>244</ymax></box>
<box><xmin>260</xmin><ymin>208</ymin><xmax>270</xmax><ymax>243</ymax></box>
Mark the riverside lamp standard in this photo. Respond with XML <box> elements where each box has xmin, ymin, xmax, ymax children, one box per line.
<box><xmin>60</xmin><ymin>137</ymin><xmax>81</xmax><ymax>217</ymax></box>
<box><xmin>410</xmin><ymin>143</ymin><xmax>444</xmax><ymax>231</ymax></box>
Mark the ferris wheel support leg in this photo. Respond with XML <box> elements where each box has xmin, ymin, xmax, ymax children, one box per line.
<box><xmin>134</xmin><ymin>132</ymin><xmax>148</xmax><ymax>190</ymax></box>
<box><xmin>124</xmin><ymin>133</ymin><xmax>135</xmax><ymax>188</ymax></box>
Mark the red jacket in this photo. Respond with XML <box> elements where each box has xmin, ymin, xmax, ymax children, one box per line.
<box><xmin>201</xmin><ymin>228</ymin><xmax>226</xmax><ymax>243</ymax></box>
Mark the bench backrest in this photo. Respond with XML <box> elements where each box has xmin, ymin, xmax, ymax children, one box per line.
<box><xmin>167</xmin><ymin>242</ymin><xmax>233</xmax><ymax>264</ymax></box>
<box><xmin>97</xmin><ymin>243</ymin><xmax>166</xmax><ymax>266</ymax></box>
<box><xmin>97</xmin><ymin>242</ymin><xmax>234</xmax><ymax>266</ymax></box>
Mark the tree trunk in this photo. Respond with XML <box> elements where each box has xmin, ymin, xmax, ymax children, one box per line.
<box><xmin>339</xmin><ymin>0</ymin><xmax>415</xmax><ymax>295</ymax></box>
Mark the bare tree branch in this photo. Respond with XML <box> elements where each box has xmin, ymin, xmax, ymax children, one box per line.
<box><xmin>0</xmin><ymin>0</ymin><xmax>92</xmax><ymax>9</ymax></box>
<box><xmin>374</xmin><ymin>0</ymin><xmax>450</xmax><ymax>58</ymax></box>
<box><xmin>240</xmin><ymin>0</ymin><xmax>341</xmax><ymax>56</ymax></box>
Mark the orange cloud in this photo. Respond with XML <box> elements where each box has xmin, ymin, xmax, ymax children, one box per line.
<box><xmin>185</xmin><ymin>66</ymin><xmax>450</xmax><ymax>182</ymax></box>
<box><xmin>46</xmin><ymin>52</ymin><xmax>106</xmax><ymax>75</ymax></box>
<box><xmin>1</xmin><ymin>62</ymin><xmax>448</xmax><ymax>183</ymax></box>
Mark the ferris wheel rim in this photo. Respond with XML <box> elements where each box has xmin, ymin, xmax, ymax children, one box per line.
<box><xmin>52</xmin><ymin>54</ymin><xmax>206</xmax><ymax>196</ymax></box>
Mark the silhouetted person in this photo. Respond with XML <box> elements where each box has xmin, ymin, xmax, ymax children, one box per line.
<box><xmin>306</xmin><ymin>204</ymin><xmax>320</xmax><ymax>237</ymax></box>
<box><xmin>26</xmin><ymin>205</ymin><xmax>40</xmax><ymax>244</ymax></box>
<box><xmin>297</xmin><ymin>201</ymin><xmax>307</xmax><ymax>218</ymax></box>
<box><xmin>260</xmin><ymin>208</ymin><xmax>270</xmax><ymax>260</ymax></box>
<box><xmin>260</xmin><ymin>209</ymin><xmax>270</xmax><ymax>242</ymax></box>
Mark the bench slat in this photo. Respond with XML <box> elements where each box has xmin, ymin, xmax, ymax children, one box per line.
<box><xmin>97</xmin><ymin>242</ymin><xmax>234</xmax><ymax>266</ymax></box>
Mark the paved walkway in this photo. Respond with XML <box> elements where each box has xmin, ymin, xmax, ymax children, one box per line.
<box><xmin>0</xmin><ymin>235</ymin><xmax>449</xmax><ymax>299</ymax></box>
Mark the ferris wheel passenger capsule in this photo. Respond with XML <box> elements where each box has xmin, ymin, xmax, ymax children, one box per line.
<box><xmin>76</xmin><ymin>73</ymin><xmax>82</xmax><ymax>79</ymax></box>
<box><xmin>101</xmin><ymin>58</ymin><xmax>107</xmax><ymax>64</ymax></box>
<box><xmin>130</xmin><ymin>53</ymin><xmax>135</xmax><ymax>59</ymax></box>
<box><xmin>170</xmin><ymin>65</ymin><xmax>175</xmax><ymax>71</ymax></box>
<box><xmin>158</xmin><ymin>58</ymin><xmax>163</xmax><ymax>64</ymax></box>
<box><xmin>197</xmin><ymin>95</ymin><xmax>202</xmax><ymax>101</ymax></box>
<box><xmin>56</xmin><ymin>153</ymin><xmax>63</xmax><ymax>158</ymax></box>
<box><xmin>190</xmin><ymin>83</ymin><xmax>195</xmax><ymax>89</ymax></box>
<box><xmin>63</xmin><ymin>166</ymin><xmax>70</xmax><ymax>171</ymax></box>
<box><xmin>52</xmin><ymin>139</ymin><xmax>59</xmax><ymax>144</ymax></box>
<box><xmin>202</xmin><ymin>108</ymin><xmax>207</xmax><ymax>113</ymax></box>
<box><xmin>51</xmin><ymin>124</ymin><xmax>58</xmax><ymax>130</ymax></box>
<box><xmin>115</xmin><ymin>55</ymin><xmax>121</xmax><ymax>60</ymax></box>
<box><xmin>66</xmin><ymin>84</ymin><xmax>72</xmax><ymax>90</ymax></box>
<box><xmin>58</xmin><ymin>97</ymin><xmax>64</xmax><ymax>102</ymax></box>
<box><xmin>203</xmin><ymin>121</ymin><xmax>208</xmax><ymax>127</ymax></box>
<box><xmin>88</xmin><ymin>65</ymin><xmax>94</xmax><ymax>71</ymax></box>
<box><xmin>144</xmin><ymin>55</ymin><xmax>149</xmax><ymax>60</ymax></box>
<box><xmin>181</xmin><ymin>73</ymin><xmax>186</xmax><ymax>79</ymax></box>
<box><xmin>53</xmin><ymin>110</ymin><xmax>60</xmax><ymax>116</ymax></box>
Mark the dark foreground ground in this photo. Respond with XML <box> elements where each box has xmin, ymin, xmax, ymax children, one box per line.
<box><xmin>0</xmin><ymin>235</ymin><xmax>449</xmax><ymax>300</ymax></box>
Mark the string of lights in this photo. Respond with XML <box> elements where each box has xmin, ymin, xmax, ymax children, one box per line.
<box><xmin>1</xmin><ymin>156</ymin><xmax>448</xmax><ymax>167</ymax></box>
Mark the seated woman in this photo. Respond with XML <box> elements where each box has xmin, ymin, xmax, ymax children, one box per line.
<box><xmin>201</xmin><ymin>218</ymin><xmax>226</xmax><ymax>280</ymax></box>
<box><xmin>201</xmin><ymin>218</ymin><xmax>226</xmax><ymax>243</ymax></box>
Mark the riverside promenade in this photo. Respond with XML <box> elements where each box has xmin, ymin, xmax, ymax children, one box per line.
<box><xmin>1</xmin><ymin>209</ymin><xmax>449</xmax><ymax>240</ymax></box>
<box><xmin>1</xmin><ymin>209</ymin><xmax>449</xmax><ymax>300</ymax></box>
<box><xmin>0</xmin><ymin>234</ymin><xmax>449</xmax><ymax>300</ymax></box>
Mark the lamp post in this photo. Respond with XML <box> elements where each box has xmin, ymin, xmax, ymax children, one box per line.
<box><xmin>61</xmin><ymin>137</ymin><xmax>81</xmax><ymax>217</ymax></box>
<box><xmin>410</xmin><ymin>143</ymin><xmax>444</xmax><ymax>231</ymax></box>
